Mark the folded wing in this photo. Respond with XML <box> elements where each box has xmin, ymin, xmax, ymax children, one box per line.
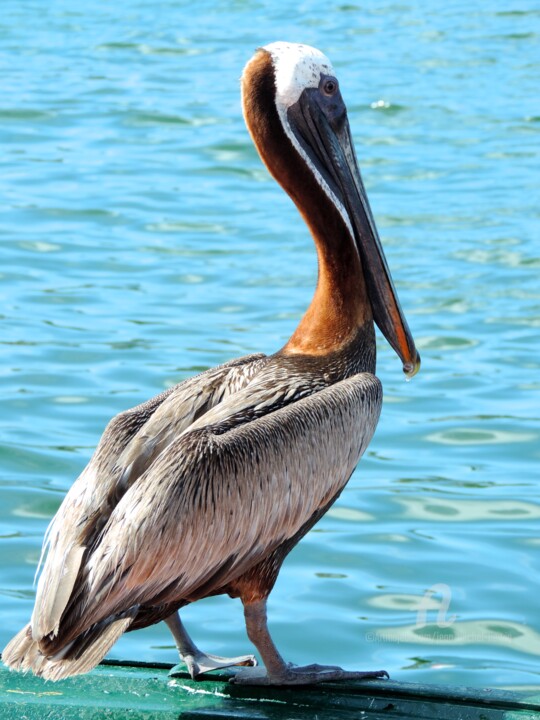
<box><xmin>33</xmin><ymin>371</ymin><xmax>378</xmax><ymax>679</ymax></box>
<box><xmin>30</xmin><ymin>353</ymin><xmax>266</xmax><ymax>641</ymax></box>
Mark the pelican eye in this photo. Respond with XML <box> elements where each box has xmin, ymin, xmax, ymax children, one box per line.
<box><xmin>322</xmin><ymin>77</ymin><xmax>338</xmax><ymax>96</ymax></box>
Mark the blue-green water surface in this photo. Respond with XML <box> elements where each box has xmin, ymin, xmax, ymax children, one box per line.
<box><xmin>1</xmin><ymin>0</ymin><xmax>539</xmax><ymax>691</ymax></box>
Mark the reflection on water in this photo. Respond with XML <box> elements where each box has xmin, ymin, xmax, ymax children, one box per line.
<box><xmin>398</xmin><ymin>498</ymin><xmax>540</xmax><ymax>521</ymax></box>
<box><xmin>327</xmin><ymin>507</ymin><xmax>373</xmax><ymax>522</ymax></box>
<box><xmin>368</xmin><ymin>593</ymin><xmax>441</xmax><ymax>612</ymax></box>
<box><xmin>1</xmin><ymin>0</ymin><xmax>539</xmax><ymax>692</ymax></box>
<box><xmin>373</xmin><ymin>620</ymin><xmax>540</xmax><ymax>657</ymax></box>
<box><xmin>426</xmin><ymin>428</ymin><xmax>537</xmax><ymax>445</ymax></box>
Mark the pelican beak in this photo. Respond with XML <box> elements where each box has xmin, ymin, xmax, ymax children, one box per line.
<box><xmin>287</xmin><ymin>76</ymin><xmax>420</xmax><ymax>378</ymax></box>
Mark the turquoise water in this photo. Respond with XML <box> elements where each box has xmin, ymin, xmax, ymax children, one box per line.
<box><xmin>2</xmin><ymin>0</ymin><xmax>539</xmax><ymax>691</ymax></box>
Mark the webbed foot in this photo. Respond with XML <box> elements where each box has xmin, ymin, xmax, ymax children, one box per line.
<box><xmin>229</xmin><ymin>663</ymin><xmax>389</xmax><ymax>686</ymax></box>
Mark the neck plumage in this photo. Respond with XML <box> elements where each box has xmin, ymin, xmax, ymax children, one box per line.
<box><xmin>242</xmin><ymin>50</ymin><xmax>373</xmax><ymax>357</ymax></box>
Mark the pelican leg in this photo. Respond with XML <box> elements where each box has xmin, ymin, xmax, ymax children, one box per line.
<box><xmin>230</xmin><ymin>599</ymin><xmax>389</xmax><ymax>686</ymax></box>
<box><xmin>165</xmin><ymin>612</ymin><xmax>257</xmax><ymax>679</ymax></box>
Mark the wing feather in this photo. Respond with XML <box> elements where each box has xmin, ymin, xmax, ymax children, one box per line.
<box><xmin>54</xmin><ymin>372</ymin><xmax>382</xmax><ymax>643</ymax></box>
<box><xmin>31</xmin><ymin>352</ymin><xmax>266</xmax><ymax>639</ymax></box>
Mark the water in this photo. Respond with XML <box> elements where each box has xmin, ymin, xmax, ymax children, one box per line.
<box><xmin>1</xmin><ymin>0</ymin><xmax>539</xmax><ymax>691</ymax></box>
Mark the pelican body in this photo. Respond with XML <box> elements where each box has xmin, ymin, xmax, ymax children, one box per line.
<box><xmin>3</xmin><ymin>42</ymin><xmax>419</xmax><ymax>686</ymax></box>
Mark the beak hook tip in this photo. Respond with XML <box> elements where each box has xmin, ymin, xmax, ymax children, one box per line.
<box><xmin>403</xmin><ymin>351</ymin><xmax>421</xmax><ymax>380</ymax></box>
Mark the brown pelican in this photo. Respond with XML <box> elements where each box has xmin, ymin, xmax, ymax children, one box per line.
<box><xmin>3</xmin><ymin>41</ymin><xmax>419</xmax><ymax>686</ymax></box>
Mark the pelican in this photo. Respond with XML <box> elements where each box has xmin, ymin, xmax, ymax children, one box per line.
<box><xmin>3</xmin><ymin>41</ymin><xmax>419</xmax><ymax>686</ymax></box>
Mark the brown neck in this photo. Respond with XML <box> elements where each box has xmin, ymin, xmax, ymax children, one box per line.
<box><xmin>242</xmin><ymin>50</ymin><xmax>373</xmax><ymax>356</ymax></box>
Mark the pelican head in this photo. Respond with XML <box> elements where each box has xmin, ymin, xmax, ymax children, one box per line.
<box><xmin>242</xmin><ymin>42</ymin><xmax>420</xmax><ymax>377</ymax></box>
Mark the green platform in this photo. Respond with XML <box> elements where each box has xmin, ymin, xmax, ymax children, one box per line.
<box><xmin>1</xmin><ymin>659</ymin><xmax>540</xmax><ymax>720</ymax></box>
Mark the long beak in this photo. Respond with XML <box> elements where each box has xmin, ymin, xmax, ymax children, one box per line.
<box><xmin>287</xmin><ymin>85</ymin><xmax>420</xmax><ymax>378</ymax></box>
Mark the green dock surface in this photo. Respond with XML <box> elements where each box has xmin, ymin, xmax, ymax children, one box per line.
<box><xmin>1</xmin><ymin>659</ymin><xmax>539</xmax><ymax>720</ymax></box>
